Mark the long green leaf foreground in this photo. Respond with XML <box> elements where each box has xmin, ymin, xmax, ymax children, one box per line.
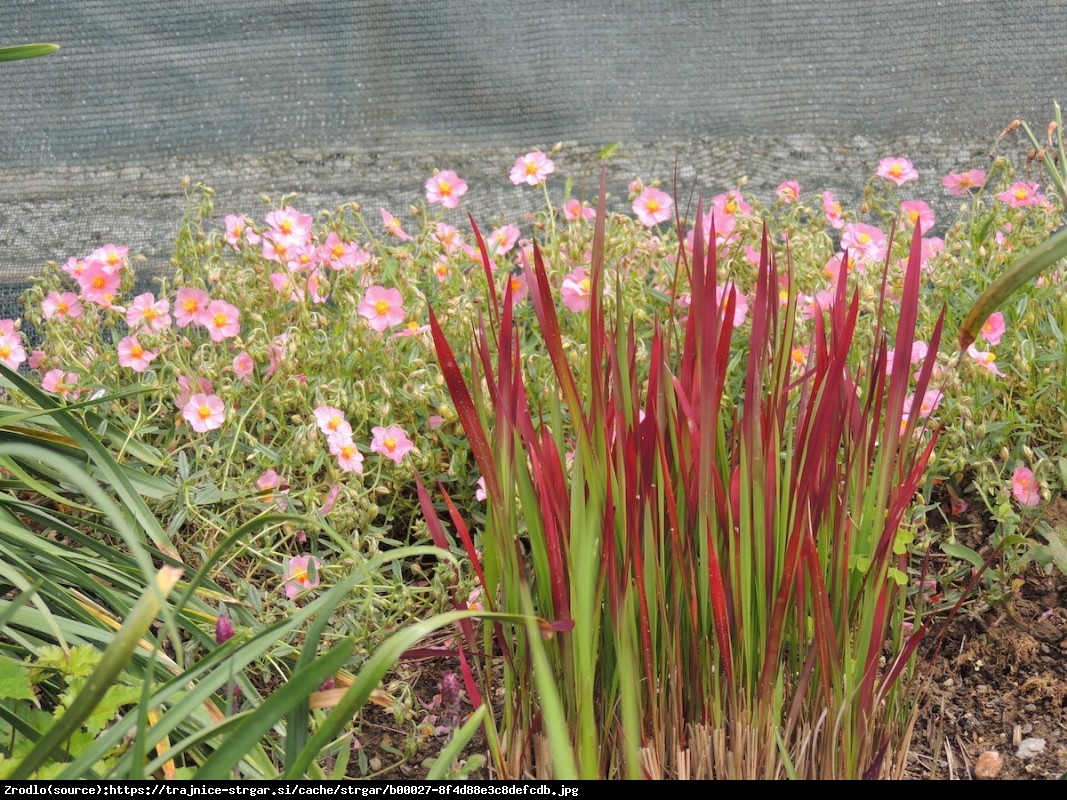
<box><xmin>423</xmin><ymin>181</ymin><xmax>946</xmax><ymax>778</ymax></box>
<box><xmin>9</xmin><ymin>566</ymin><xmax>182</xmax><ymax>780</ymax></box>
<box><xmin>0</xmin><ymin>366</ymin><xmax>480</xmax><ymax>778</ymax></box>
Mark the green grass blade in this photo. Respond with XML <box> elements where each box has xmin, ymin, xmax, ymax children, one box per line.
<box><xmin>193</xmin><ymin>638</ymin><xmax>355</xmax><ymax>780</ymax></box>
<box><xmin>10</xmin><ymin>566</ymin><xmax>182</xmax><ymax>780</ymax></box>
<box><xmin>0</xmin><ymin>43</ymin><xmax>59</xmax><ymax>61</ymax></box>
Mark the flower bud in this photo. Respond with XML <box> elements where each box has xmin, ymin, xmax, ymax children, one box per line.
<box><xmin>215</xmin><ymin>614</ymin><xmax>235</xmax><ymax>645</ymax></box>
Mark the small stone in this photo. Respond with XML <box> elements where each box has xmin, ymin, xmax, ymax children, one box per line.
<box><xmin>1015</xmin><ymin>737</ymin><xmax>1046</xmax><ymax>759</ymax></box>
<box><xmin>1023</xmin><ymin>703</ymin><xmax>1037</xmax><ymax>713</ymax></box>
<box><xmin>974</xmin><ymin>750</ymin><xmax>1003</xmax><ymax>780</ymax></box>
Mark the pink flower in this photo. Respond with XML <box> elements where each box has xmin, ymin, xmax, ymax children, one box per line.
<box><xmin>266</xmin><ymin>335</ymin><xmax>287</xmax><ymax>378</ymax></box>
<box><xmin>256</xmin><ymin>468</ymin><xmax>283</xmax><ymax>492</ymax></box>
<box><xmin>204</xmin><ymin>299</ymin><xmax>241</xmax><ymax>342</ymax></box>
<box><xmin>775</xmin><ymin>181</ymin><xmax>800</xmax><ymax>203</ymax></box>
<box><xmin>899</xmin><ymin>200</ymin><xmax>935</xmax><ymax>234</ymax></box>
<box><xmin>174</xmin><ymin>288</ymin><xmax>212</xmax><ymax>328</ymax></box>
<box><xmin>380</xmin><ymin>208</ymin><xmax>413</xmax><ymax>241</ymax></box>
<box><xmin>503</xmin><ymin>270</ymin><xmax>529</xmax><ymax>304</ymax></box>
<box><xmin>475</xmin><ymin>476</ymin><xmax>487</xmax><ymax>502</ymax></box>
<box><xmin>432</xmin><ymin>222</ymin><xmax>463</xmax><ymax>254</ymax></box>
<box><xmin>425</xmin><ymin>170</ymin><xmax>468</xmax><ymax>209</ymax></box>
<box><xmin>980</xmin><ymin>312</ymin><xmax>1005</xmax><ymax>345</ymax></box>
<box><xmin>329</xmin><ymin>433</ymin><xmax>365</xmax><ymax>474</ymax></box>
<box><xmin>560</xmin><ymin>267</ymin><xmax>592</xmax><ymax>312</ymax></box>
<box><xmin>358</xmin><ymin>285</ymin><xmax>405</xmax><ymax>332</ymax></box>
<box><xmin>319</xmin><ymin>483</ymin><xmax>341</xmax><ymax>516</ymax></box>
<box><xmin>563</xmin><ymin>198</ymin><xmax>595</xmax><ymax>220</ymax></box>
<box><xmin>966</xmin><ymin>344</ymin><xmax>1006</xmax><ymax>376</ymax></box>
<box><xmin>717</xmin><ymin>282</ymin><xmax>749</xmax><ymax>327</ymax></box>
<box><xmin>126</xmin><ymin>293</ymin><xmax>171</xmax><ymax>332</ymax></box>
<box><xmin>76</xmin><ymin>261</ymin><xmax>122</xmax><ymax>306</ymax></box>
<box><xmin>433</xmin><ymin>258</ymin><xmax>450</xmax><ymax>283</ymax></box>
<box><xmin>886</xmin><ymin>340</ymin><xmax>928</xmax><ymax>375</ymax></box>
<box><xmin>371</xmin><ymin>424</ymin><xmax>415</xmax><ymax>465</ymax></box>
<box><xmin>712</xmin><ymin>190</ymin><xmax>751</xmax><ymax>218</ymax></box>
<box><xmin>42</xmin><ymin>291</ymin><xmax>84</xmax><ymax>320</ymax></box>
<box><xmin>284</xmin><ymin>555</ymin><xmax>322</xmax><ymax>599</ymax></box>
<box><xmin>182</xmin><ymin>392</ymin><xmax>227</xmax><ymax>433</ymax></box>
<box><xmin>233</xmin><ymin>351</ymin><xmax>254</xmax><ymax>381</ymax></box>
<box><xmin>117</xmin><ymin>336</ymin><xmax>157</xmax><ymax>373</ymax></box>
<box><xmin>487</xmin><ymin>224</ymin><xmax>521</xmax><ymax>257</ymax></box>
<box><xmin>905</xmin><ymin>389</ymin><xmax>943</xmax><ymax>419</ymax></box>
<box><xmin>0</xmin><ymin>330</ymin><xmax>26</xmax><ymax>370</ymax></box>
<box><xmin>392</xmin><ymin>321</ymin><xmax>430</xmax><ymax>339</ymax></box>
<box><xmin>319</xmin><ymin>231</ymin><xmax>369</xmax><ymax>271</ymax></box>
<box><xmin>1011</xmin><ymin>467</ymin><xmax>1041</xmax><ymax>507</ymax></box>
<box><xmin>314</xmin><ymin>405</ymin><xmax>353</xmax><ymax>439</ymax></box>
<box><xmin>822</xmin><ymin>191</ymin><xmax>845</xmax><ymax>229</ymax></box>
<box><xmin>997</xmin><ymin>181</ymin><xmax>1045</xmax><ymax>208</ymax></box>
<box><xmin>840</xmin><ymin>222</ymin><xmax>888</xmax><ymax>264</ymax></box>
<box><xmin>942</xmin><ymin>169</ymin><xmax>986</xmax><ymax>195</ymax></box>
<box><xmin>876</xmin><ymin>157</ymin><xmax>919</xmax><ymax>186</ymax></box>
<box><xmin>950</xmin><ymin>495</ymin><xmax>969</xmax><ymax>516</ymax></box>
<box><xmin>86</xmin><ymin>243</ymin><xmax>128</xmax><ymax>273</ymax></box>
<box><xmin>41</xmin><ymin>369</ymin><xmax>79</xmax><ymax>400</ymax></box>
<box><xmin>264</xmin><ymin>205</ymin><xmax>313</xmax><ymax>247</ymax></box>
<box><xmin>224</xmin><ymin>214</ymin><xmax>260</xmax><ymax>249</ymax></box>
<box><xmin>509</xmin><ymin>151</ymin><xmax>555</xmax><ymax>186</ymax></box>
<box><xmin>632</xmin><ymin>187</ymin><xmax>673</xmax><ymax>226</ymax></box>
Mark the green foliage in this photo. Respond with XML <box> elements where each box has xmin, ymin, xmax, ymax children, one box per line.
<box><xmin>0</xmin><ymin>44</ymin><xmax>59</xmax><ymax>62</ymax></box>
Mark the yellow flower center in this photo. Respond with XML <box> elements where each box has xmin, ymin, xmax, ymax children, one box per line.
<box><xmin>374</xmin><ymin>299</ymin><xmax>391</xmax><ymax>315</ymax></box>
<box><xmin>384</xmin><ymin>437</ymin><xmax>397</xmax><ymax>452</ymax></box>
<box><xmin>438</xmin><ymin>180</ymin><xmax>452</xmax><ymax>195</ymax></box>
<box><xmin>645</xmin><ymin>199</ymin><xmax>660</xmax><ymax>214</ymax></box>
<box><xmin>197</xmin><ymin>404</ymin><xmax>212</xmax><ymax>420</ymax></box>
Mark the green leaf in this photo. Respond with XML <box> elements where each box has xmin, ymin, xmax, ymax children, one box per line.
<box><xmin>598</xmin><ymin>141</ymin><xmax>621</xmax><ymax>159</ymax></box>
<box><xmin>9</xmin><ymin>566</ymin><xmax>182</xmax><ymax>780</ymax></box>
<box><xmin>0</xmin><ymin>657</ymin><xmax>35</xmax><ymax>701</ymax></box>
<box><xmin>1041</xmin><ymin>527</ymin><xmax>1067</xmax><ymax>577</ymax></box>
<box><xmin>941</xmin><ymin>541</ymin><xmax>985</xmax><ymax>570</ymax></box>
<box><xmin>0</xmin><ymin>44</ymin><xmax>59</xmax><ymax>62</ymax></box>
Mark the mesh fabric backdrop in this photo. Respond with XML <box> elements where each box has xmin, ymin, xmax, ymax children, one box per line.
<box><xmin>2</xmin><ymin>1</ymin><xmax>1064</xmax><ymax>318</ymax></box>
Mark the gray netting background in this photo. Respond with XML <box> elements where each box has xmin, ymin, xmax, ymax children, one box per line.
<box><xmin>2</xmin><ymin>1</ymin><xmax>1065</xmax><ymax>319</ymax></box>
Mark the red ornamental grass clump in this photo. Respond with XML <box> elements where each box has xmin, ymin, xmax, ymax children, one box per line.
<box><xmin>418</xmin><ymin>175</ymin><xmax>946</xmax><ymax>779</ymax></box>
